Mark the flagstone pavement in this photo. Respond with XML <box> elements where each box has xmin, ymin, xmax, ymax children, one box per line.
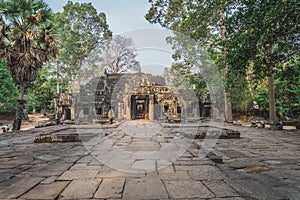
<box><xmin>0</xmin><ymin>121</ymin><xmax>299</xmax><ymax>199</ymax></box>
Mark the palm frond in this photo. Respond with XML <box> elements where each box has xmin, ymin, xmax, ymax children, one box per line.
<box><xmin>0</xmin><ymin>0</ymin><xmax>57</xmax><ymax>84</ymax></box>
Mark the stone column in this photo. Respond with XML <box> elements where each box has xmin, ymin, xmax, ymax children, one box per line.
<box><xmin>71</xmin><ymin>106</ymin><xmax>75</xmax><ymax>120</ymax></box>
<box><xmin>149</xmin><ymin>95</ymin><xmax>154</xmax><ymax>121</ymax></box>
<box><xmin>118</xmin><ymin>103</ymin><xmax>121</xmax><ymax>119</ymax></box>
<box><xmin>126</xmin><ymin>96</ymin><xmax>131</xmax><ymax>120</ymax></box>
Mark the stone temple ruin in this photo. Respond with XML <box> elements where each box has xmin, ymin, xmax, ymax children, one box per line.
<box><xmin>53</xmin><ymin>93</ymin><xmax>74</xmax><ymax>121</ymax></box>
<box><xmin>74</xmin><ymin>71</ymin><xmax>212</xmax><ymax>123</ymax></box>
<box><xmin>37</xmin><ymin>72</ymin><xmax>242</xmax><ymax>143</ymax></box>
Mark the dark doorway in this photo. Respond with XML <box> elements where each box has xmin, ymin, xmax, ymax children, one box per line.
<box><xmin>64</xmin><ymin>107</ymin><xmax>71</xmax><ymax>120</ymax></box>
<box><xmin>131</xmin><ymin>95</ymin><xmax>149</xmax><ymax>120</ymax></box>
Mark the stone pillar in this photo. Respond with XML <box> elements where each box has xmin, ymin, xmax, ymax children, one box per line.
<box><xmin>182</xmin><ymin>103</ymin><xmax>187</xmax><ymax>122</ymax></box>
<box><xmin>149</xmin><ymin>95</ymin><xmax>154</xmax><ymax>121</ymax></box>
<box><xmin>126</xmin><ymin>96</ymin><xmax>131</xmax><ymax>120</ymax></box>
<box><xmin>71</xmin><ymin>106</ymin><xmax>75</xmax><ymax>120</ymax></box>
<box><xmin>118</xmin><ymin>103</ymin><xmax>121</xmax><ymax>119</ymax></box>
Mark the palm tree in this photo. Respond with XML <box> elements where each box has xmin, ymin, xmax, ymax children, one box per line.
<box><xmin>0</xmin><ymin>0</ymin><xmax>57</xmax><ymax>130</ymax></box>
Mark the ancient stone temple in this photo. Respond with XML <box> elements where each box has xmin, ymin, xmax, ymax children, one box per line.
<box><xmin>76</xmin><ymin>71</ymin><xmax>212</xmax><ymax>123</ymax></box>
<box><xmin>54</xmin><ymin>93</ymin><xmax>74</xmax><ymax>121</ymax></box>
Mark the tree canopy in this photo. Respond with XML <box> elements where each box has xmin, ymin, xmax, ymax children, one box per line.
<box><xmin>54</xmin><ymin>1</ymin><xmax>112</xmax><ymax>88</ymax></box>
<box><xmin>0</xmin><ymin>0</ymin><xmax>57</xmax><ymax>86</ymax></box>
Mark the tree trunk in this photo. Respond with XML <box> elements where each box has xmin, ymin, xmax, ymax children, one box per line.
<box><xmin>225</xmin><ymin>92</ymin><xmax>233</xmax><ymax>122</ymax></box>
<box><xmin>56</xmin><ymin>61</ymin><xmax>60</xmax><ymax>94</ymax></box>
<box><xmin>268</xmin><ymin>65</ymin><xmax>277</xmax><ymax>127</ymax></box>
<box><xmin>220</xmin><ymin>10</ymin><xmax>233</xmax><ymax>123</ymax></box>
<box><xmin>12</xmin><ymin>83</ymin><xmax>26</xmax><ymax>131</ymax></box>
<box><xmin>267</xmin><ymin>45</ymin><xmax>277</xmax><ymax>129</ymax></box>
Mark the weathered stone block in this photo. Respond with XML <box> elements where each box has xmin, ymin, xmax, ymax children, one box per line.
<box><xmin>34</xmin><ymin>134</ymin><xmax>81</xmax><ymax>143</ymax></box>
<box><xmin>196</xmin><ymin>128</ymin><xmax>240</xmax><ymax>139</ymax></box>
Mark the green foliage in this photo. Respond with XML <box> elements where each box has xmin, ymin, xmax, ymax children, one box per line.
<box><xmin>227</xmin><ymin>70</ymin><xmax>254</xmax><ymax>112</ymax></box>
<box><xmin>254</xmin><ymin>84</ymin><xmax>269</xmax><ymax>111</ymax></box>
<box><xmin>275</xmin><ymin>56</ymin><xmax>300</xmax><ymax>111</ymax></box>
<box><xmin>274</xmin><ymin>57</ymin><xmax>300</xmax><ymax>115</ymax></box>
<box><xmin>226</xmin><ymin>0</ymin><xmax>299</xmax><ymax>76</ymax></box>
<box><xmin>253</xmin><ymin>56</ymin><xmax>300</xmax><ymax>116</ymax></box>
<box><xmin>0</xmin><ymin>62</ymin><xmax>19</xmax><ymax>112</ymax></box>
<box><xmin>169</xmin><ymin>62</ymin><xmax>209</xmax><ymax>99</ymax></box>
<box><xmin>26</xmin><ymin>63</ymin><xmax>59</xmax><ymax>111</ymax></box>
<box><xmin>146</xmin><ymin>0</ymin><xmax>223</xmax><ymax>42</ymax></box>
<box><xmin>24</xmin><ymin>93</ymin><xmax>40</xmax><ymax>112</ymax></box>
<box><xmin>146</xmin><ymin>0</ymin><xmax>236</xmax><ymax>67</ymax></box>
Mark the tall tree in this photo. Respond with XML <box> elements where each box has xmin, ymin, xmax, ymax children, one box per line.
<box><xmin>226</xmin><ymin>0</ymin><xmax>299</xmax><ymax>125</ymax></box>
<box><xmin>0</xmin><ymin>0</ymin><xmax>57</xmax><ymax>130</ymax></box>
<box><xmin>101</xmin><ymin>35</ymin><xmax>141</xmax><ymax>74</ymax></box>
<box><xmin>54</xmin><ymin>1</ymin><xmax>112</xmax><ymax>91</ymax></box>
<box><xmin>145</xmin><ymin>0</ymin><xmax>235</xmax><ymax>122</ymax></box>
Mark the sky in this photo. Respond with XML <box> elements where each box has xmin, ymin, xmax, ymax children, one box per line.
<box><xmin>44</xmin><ymin>0</ymin><xmax>174</xmax><ymax>75</ymax></box>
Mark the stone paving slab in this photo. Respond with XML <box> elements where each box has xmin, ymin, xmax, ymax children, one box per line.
<box><xmin>60</xmin><ymin>179</ymin><xmax>100</xmax><ymax>199</ymax></box>
<box><xmin>58</xmin><ymin>169</ymin><xmax>101</xmax><ymax>180</ymax></box>
<box><xmin>164</xmin><ymin>180</ymin><xmax>215</xmax><ymax>199</ymax></box>
<box><xmin>131</xmin><ymin>160</ymin><xmax>156</xmax><ymax>171</ymax></box>
<box><xmin>0</xmin><ymin>122</ymin><xmax>299</xmax><ymax>199</ymax></box>
<box><xmin>159</xmin><ymin>171</ymin><xmax>191</xmax><ymax>180</ymax></box>
<box><xmin>225</xmin><ymin>178</ymin><xmax>287</xmax><ymax>199</ymax></box>
<box><xmin>31</xmin><ymin>161</ymin><xmax>74</xmax><ymax>177</ymax></box>
<box><xmin>97</xmin><ymin>166</ymin><xmax>146</xmax><ymax>178</ymax></box>
<box><xmin>203</xmin><ymin>180</ymin><xmax>240</xmax><ymax>198</ymax></box>
<box><xmin>188</xmin><ymin>167</ymin><xmax>228</xmax><ymax>181</ymax></box>
<box><xmin>94</xmin><ymin>178</ymin><xmax>125</xmax><ymax>199</ymax></box>
<box><xmin>21</xmin><ymin>181</ymin><xmax>69</xmax><ymax>200</ymax></box>
<box><xmin>0</xmin><ymin>177</ymin><xmax>44</xmax><ymax>199</ymax></box>
<box><xmin>123</xmin><ymin>178</ymin><xmax>168</xmax><ymax>199</ymax></box>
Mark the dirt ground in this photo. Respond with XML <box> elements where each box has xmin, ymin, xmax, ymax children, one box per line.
<box><xmin>0</xmin><ymin>113</ymin><xmax>49</xmax><ymax>132</ymax></box>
